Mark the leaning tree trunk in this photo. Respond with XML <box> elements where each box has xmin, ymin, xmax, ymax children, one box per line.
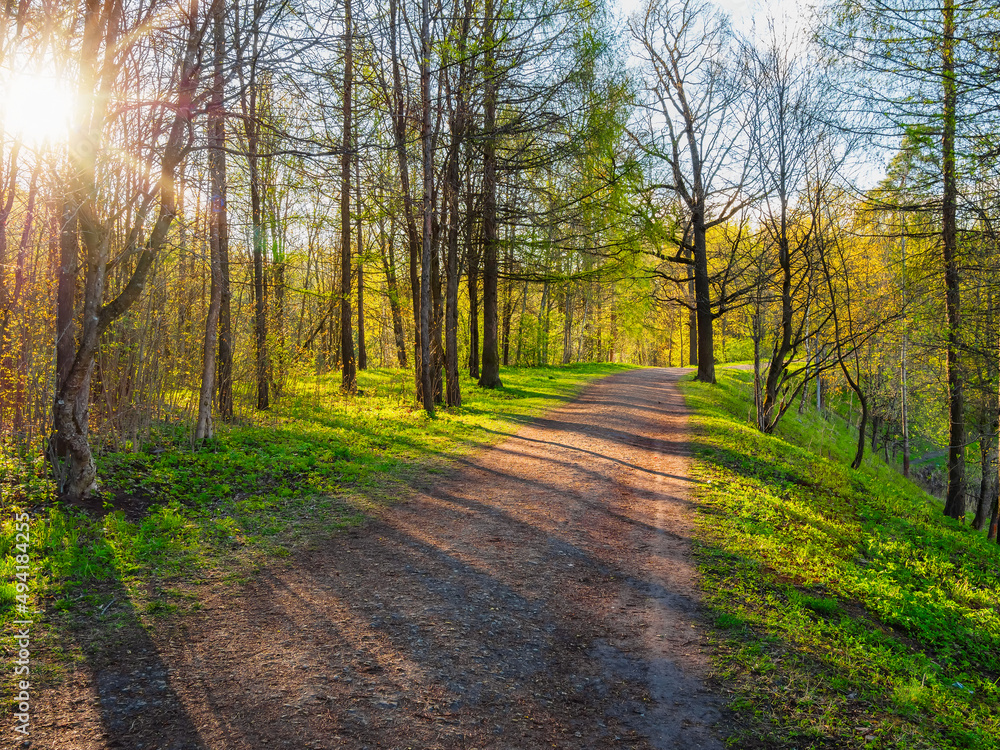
<box><xmin>761</xmin><ymin>225</ymin><xmax>793</xmax><ymax>432</ymax></box>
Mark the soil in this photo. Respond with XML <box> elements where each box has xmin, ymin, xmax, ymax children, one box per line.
<box><xmin>21</xmin><ymin>367</ymin><xmax>725</xmax><ymax>750</ymax></box>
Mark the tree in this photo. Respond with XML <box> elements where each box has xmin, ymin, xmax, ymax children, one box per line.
<box><xmin>746</xmin><ymin>30</ymin><xmax>848</xmax><ymax>434</ymax></box>
<box><xmin>822</xmin><ymin>0</ymin><xmax>998</xmax><ymax>515</ymax></box>
<box><xmin>631</xmin><ymin>0</ymin><xmax>752</xmax><ymax>383</ymax></box>
<box><xmin>52</xmin><ymin>0</ymin><xmax>210</xmax><ymax>499</ymax></box>
<box><xmin>443</xmin><ymin>0</ymin><xmax>474</xmax><ymax>406</ymax></box>
<box><xmin>236</xmin><ymin>0</ymin><xmax>272</xmax><ymax>411</ymax></box>
<box><xmin>341</xmin><ymin>0</ymin><xmax>357</xmax><ymax>393</ymax></box>
<box><xmin>478</xmin><ymin>0</ymin><xmax>503</xmax><ymax>389</ymax></box>
<box><xmin>195</xmin><ymin>0</ymin><xmax>230</xmax><ymax>441</ymax></box>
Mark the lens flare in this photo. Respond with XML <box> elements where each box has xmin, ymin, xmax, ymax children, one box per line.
<box><xmin>2</xmin><ymin>72</ymin><xmax>73</xmax><ymax>147</ymax></box>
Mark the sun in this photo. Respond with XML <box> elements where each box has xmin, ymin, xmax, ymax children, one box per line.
<box><xmin>2</xmin><ymin>71</ymin><xmax>73</xmax><ymax>147</ymax></box>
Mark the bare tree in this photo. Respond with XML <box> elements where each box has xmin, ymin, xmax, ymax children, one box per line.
<box><xmin>630</xmin><ymin>0</ymin><xmax>752</xmax><ymax>383</ymax></box>
<box><xmin>746</xmin><ymin>31</ymin><xmax>847</xmax><ymax>433</ymax></box>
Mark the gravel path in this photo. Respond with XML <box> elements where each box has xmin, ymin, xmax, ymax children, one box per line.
<box><xmin>31</xmin><ymin>367</ymin><xmax>724</xmax><ymax>749</ymax></box>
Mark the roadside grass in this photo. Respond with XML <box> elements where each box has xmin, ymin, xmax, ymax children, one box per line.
<box><xmin>680</xmin><ymin>370</ymin><xmax>1000</xmax><ymax>750</ymax></box>
<box><xmin>0</xmin><ymin>363</ymin><xmax>630</xmax><ymax>703</ymax></box>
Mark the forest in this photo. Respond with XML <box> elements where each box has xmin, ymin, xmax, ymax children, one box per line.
<box><xmin>3</xmin><ymin>0</ymin><xmax>1000</xmax><ymax>747</ymax></box>
<box><xmin>0</xmin><ymin>0</ymin><xmax>992</xmax><ymax>525</ymax></box>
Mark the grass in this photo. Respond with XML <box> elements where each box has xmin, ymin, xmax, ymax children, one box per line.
<box><xmin>0</xmin><ymin>363</ymin><xmax>630</xmax><ymax>706</ymax></box>
<box><xmin>680</xmin><ymin>369</ymin><xmax>1000</xmax><ymax>750</ymax></box>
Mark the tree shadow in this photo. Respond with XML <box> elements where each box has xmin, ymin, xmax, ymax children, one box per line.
<box><xmin>34</xmin><ymin>532</ymin><xmax>207</xmax><ymax>749</ymax></box>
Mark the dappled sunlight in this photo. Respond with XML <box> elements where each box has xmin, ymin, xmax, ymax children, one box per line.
<box><xmin>26</xmin><ymin>367</ymin><xmax>723</xmax><ymax>748</ymax></box>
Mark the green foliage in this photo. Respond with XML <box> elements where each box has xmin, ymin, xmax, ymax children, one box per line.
<box><xmin>682</xmin><ymin>370</ymin><xmax>1000</xmax><ymax>749</ymax></box>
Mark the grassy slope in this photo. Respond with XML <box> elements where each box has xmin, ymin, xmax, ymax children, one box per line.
<box><xmin>0</xmin><ymin>363</ymin><xmax>630</xmax><ymax>701</ymax></box>
<box><xmin>680</xmin><ymin>369</ymin><xmax>1000</xmax><ymax>750</ymax></box>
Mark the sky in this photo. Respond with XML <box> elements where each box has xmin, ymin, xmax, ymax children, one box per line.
<box><xmin>612</xmin><ymin>0</ymin><xmax>811</xmax><ymax>40</ymax></box>
<box><xmin>610</xmin><ymin>0</ymin><xmax>887</xmax><ymax>188</ymax></box>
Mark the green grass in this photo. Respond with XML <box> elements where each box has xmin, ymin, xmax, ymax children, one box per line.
<box><xmin>0</xmin><ymin>363</ymin><xmax>630</xmax><ymax>704</ymax></box>
<box><xmin>680</xmin><ymin>370</ymin><xmax>1000</xmax><ymax>750</ymax></box>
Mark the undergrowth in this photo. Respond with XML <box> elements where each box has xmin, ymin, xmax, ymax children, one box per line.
<box><xmin>681</xmin><ymin>369</ymin><xmax>1000</xmax><ymax>750</ymax></box>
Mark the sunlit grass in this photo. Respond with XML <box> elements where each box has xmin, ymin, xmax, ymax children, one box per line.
<box><xmin>681</xmin><ymin>370</ymin><xmax>1000</xmax><ymax>750</ymax></box>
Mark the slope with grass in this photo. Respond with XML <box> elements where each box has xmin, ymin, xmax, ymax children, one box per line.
<box><xmin>681</xmin><ymin>369</ymin><xmax>1000</xmax><ymax>750</ymax></box>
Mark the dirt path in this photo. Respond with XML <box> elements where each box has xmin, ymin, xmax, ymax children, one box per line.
<box><xmin>33</xmin><ymin>367</ymin><xmax>724</xmax><ymax>749</ymax></box>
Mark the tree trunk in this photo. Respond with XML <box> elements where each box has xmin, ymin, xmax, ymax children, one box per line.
<box><xmin>988</xmin><ymin>488</ymin><xmax>999</xmax><ymax>542</ymax></box>
<box><xmin>55</xmin><ymin>200</ymin><xmax>77</xmax><ymax>403</ymax></box>
<box><xmin>388</xmin><ymin>0</ymin><xmax>423</xmax><ymax>401</ymax></box>
<box><xmin>515</xmin><ymin>277</ymin><xmax>528</xmax><ymax>365</ymax></box>
<box><xmin>196</xmin><ymin>0</ymin><xmax>228</xmax><ymax>441</ymax></box>
<box><xmin>195</xmin><ymin>204</ymin><xmax>222</xmax><ymax>442</ymax></box>
<box><xmin>444</xmin><ymin>0</ymin><xmax>471</xmax><ymax>407</ymax></box>
<box><xmin>418</xmin><ymin>0</ymin><xmax>434</xmax><ymax>411</ymax></box>
<box><xmin>467</xmin><ymin>224</ymin><xmax>480</xmax><ymax>378</ymax></box>
<box><xmin>431</xmin><ymin>231</ymin><xmax>444</xmax><ymax>402</ymax></box>
<box><xmin>753</xmin><ymin>303</ymin><xmax>764</xmax><ymax>431</ymax></box>
<box><xmin>974</xmin><ymin>431</ymin><xmax>995</xmax><ymax>531</ymax></box>
<box><xmin>211</xmin><ymin>0</ymin><xmax>232</xmax><ymax>422</ymax></box>
<box><xmin>270</xmin><ymin>248</ymin><xmax>286</xmax><ymax>398</ymax></box>
<box><xmin>537</xmin><ymin>280</ymin><xmax>549</xmax><ymax>366</ymax></box>
<box><xmin>356</xmin><ymin>145</ymin><xmax>367</xmax><ymax>371</ymax></box>
<box><xmin>762</xmin><ymin>218</ymin><xmax>793</xmax><ymax>431</ymax></box>
<box><xmin>561</xmin><ymin>287</ymin><xmax>573</xmax><ymax>365</ymax></box>
<box><xmin>667</xmin><ymin>303</ymin><xmax>675</xmax><ymax>368</ymax></box>
<box><xmin>445</xmin><ymin>219</ymin><xmax>462</xmax><ymax>405</ymax></box>
<box><xmin>478</xmin><ymin>0</ymin><xmax>502</xmax><ymax>389</ymax></box>
<box><xmin>382</xmin><ymin>212</ymin><xmax>407</xmax><ymax>367</ymax></box>
<box><xmin>693</xmin><ymin>215</ymin><xmax>715</xmax><ymax>382</ymax></box>
<box><xmin>340</xmin><ymin>0</ymin><xmax>357</xmax><ymax>393</ymax></box>
<box><xmin>245</xmin><ymin>73</ymin><xmax>270</xmax><ymax>409</ymax></box>
<box><xmin>901</xmin><ymin>337</ymin><xmax>909</xmax><ymax>478</ymax></box>
<box><xmin>687</xmin><ymin>265</ymin><xmax>697</xmax><ymax>367</ymax></box>
<box><xmin>942</xmin><ymin>0</ymin><xmax>965</xmax><ymax>518</ymax></box>
<box><xmin>852</xmin><ymin>387</ymin><xmax>869</xmax><ymax>470</ymax></box>
<box><xmin>501</xmin><ymin>244</ymin><xmax>514</xmax><ymax>365</ymax></box>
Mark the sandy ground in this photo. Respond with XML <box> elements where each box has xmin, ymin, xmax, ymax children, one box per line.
<box><xmin>23</xmin><ymin>367</ymin><xmax>724</xmax><ymax>750</ymax></box>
